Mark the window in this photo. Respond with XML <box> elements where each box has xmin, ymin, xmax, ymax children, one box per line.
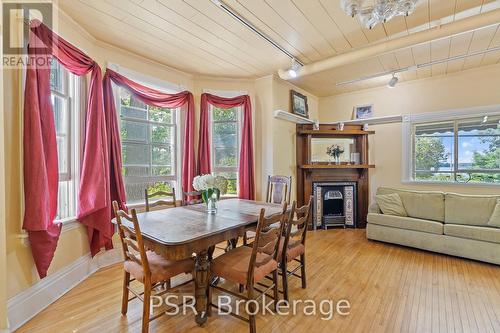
<box><xmin>405</xmin><ymin>111</ymin><xmax>500</xmax><ymax>184</ymax></box>
<box><xmin>50</xmin><ymin>60</ymin><xmax>81</xmax><ymax>220</ymax></box>
<box><xmin>117</xmin><ymin>87</ymin><xmax>179</xmax><ymax>203</ymax></box>
<box><xmin>210</xmin><ymin>105</ymin><xmax>241</xmax><ymax>195</ymax></box>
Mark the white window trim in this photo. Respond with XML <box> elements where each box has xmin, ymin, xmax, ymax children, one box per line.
<box><xmin>51</xmin><ymin>64</ymin><xmax>84</xmax><ymax>223</ymax></box>
<box><xmin>402</xmin><ymin>104</ymin><xmax>500</xmax><ymax>186</ymax></box>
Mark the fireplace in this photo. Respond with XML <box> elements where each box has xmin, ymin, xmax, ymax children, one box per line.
<box><xmin>313</xmin><ymin>182</ymin><xmax>356</xmax><ymax>229</ymax></box>
<box><xmin>296</xmin><ymin>123</ymin><xmax>373</xmax><ymax>229</ymax></box>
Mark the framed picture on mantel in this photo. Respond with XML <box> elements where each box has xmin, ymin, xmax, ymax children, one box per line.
<box><xmin>290</xmin><ymin>90</ymin><xmax>308</xmax><ymax>118</ymax></box>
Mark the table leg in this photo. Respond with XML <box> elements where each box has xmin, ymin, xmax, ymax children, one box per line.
<box><xmin>228</xmin><ymin>238</ymin><xmax>238</xmax><ymax>250</ymax></box>
<box><xmin>194</xmin><ymin>250</ymin><xmax>209</xmax><ymax>325</ymax></box>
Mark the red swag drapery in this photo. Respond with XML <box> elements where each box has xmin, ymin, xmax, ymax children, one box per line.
<box><xmin>198</xmin><ymin>93</ymin><xmax>255</xmax><ymax>199</ymax></box>
<box><xmin>103</xmin><ymin>69</ymin><xmax>196</xmax><ymax>197</ymax></box>
<box><xmin>23</xmin><ymin>20</ymin><xmax>113</xmax><ymax>277</ymax></box>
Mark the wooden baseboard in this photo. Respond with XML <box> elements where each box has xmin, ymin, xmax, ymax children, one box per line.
<box><xmin>6</xmin><ymin>248</ymin><xmax>122</xmax><ymax>332</ymax></box>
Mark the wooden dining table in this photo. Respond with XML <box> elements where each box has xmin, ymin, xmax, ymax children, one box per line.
<box><xmin>116</xmin><ymin>198</ymin><xmax>285</xmax><ymax>325</ymax></box>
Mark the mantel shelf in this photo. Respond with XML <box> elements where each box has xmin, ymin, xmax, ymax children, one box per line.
<box><xmin>298</xmin><ymin>129</ymin><xmax>375</xmax><ymax>135</ymax></box>
<box><xmin>299</xmin><ymin>164</ymin><xmax>375</xmax><ymax>169</ymax></box>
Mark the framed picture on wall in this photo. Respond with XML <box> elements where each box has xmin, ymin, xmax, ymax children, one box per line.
<box><xmin>290</xmin><ymin>90</ymin><xmax>309</xmax><ymax>118</ymax></box>
<box><xmin>353</xmin><ymin>104</ymin><xmax>373</xmax><ymax>119</ymax></box>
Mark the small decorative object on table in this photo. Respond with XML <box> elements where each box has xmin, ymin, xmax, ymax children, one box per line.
<box><xmin>326</xmin><ymin>144</ymin><xmax>345</xmax><ymax>165</ymax></box>
<box><xmin>192</xmin><ymin>174</ymin><xmax>228</xmax><ymax>214</ymax></box>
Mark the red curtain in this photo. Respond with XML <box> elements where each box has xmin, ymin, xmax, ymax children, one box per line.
<box><xmin>23</xmin><ymin>20</ymin><xmax>109</xmax><ymax>277</ymax></box>
<box><xmin>198</xmin><ymin>94</ymin><xmax>211</xmax><ymax>175</ymax></box>
<box><xmin>199</xmin><ymin>93</ymin><xmax>255</xmax><ymax>199</ymax></box>
<box><xmin>103</xmin><ymin>69</ymin><xmax>196</xmax><ymax>196</ymax></box>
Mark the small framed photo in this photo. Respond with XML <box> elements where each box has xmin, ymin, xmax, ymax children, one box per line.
<box><xmin>353</xmin><ymin>104</ymin><xmax>373</xmax><ymax>120</ymax></box>
<box><xmin>290</xmin><ymin>90</ymin><xmax>308</xmax><ymax>118</ymax></box>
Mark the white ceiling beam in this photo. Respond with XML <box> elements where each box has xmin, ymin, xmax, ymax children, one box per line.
<box><xmin>278</xmin><ymin>8</ymin><xmax>500</xmax><ymax>80</ymax></box>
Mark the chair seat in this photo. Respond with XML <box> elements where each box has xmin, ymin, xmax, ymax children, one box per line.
<box><xmin>278</xmin><ymin>238</ymin><xmax>305</xmax><ymax>262</ymax></box>
<box><xmin>124</xmin><ymin>251</ymin><xmax>194</xmax><ymax>284</ymax></box>
<box><xmin>211</xmin><ymin>246</ymin><xmax>278</xmax><ymax>285</ymax></box>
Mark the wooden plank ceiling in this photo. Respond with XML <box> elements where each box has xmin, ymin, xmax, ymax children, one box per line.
<box><xmin>59</xmin><ymin>0</ymin><xmax>500</xmax><ymax>96</ymax></box>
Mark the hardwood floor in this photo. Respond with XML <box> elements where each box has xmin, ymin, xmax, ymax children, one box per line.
<box><xmin>17</xmin><ymin>230</ymin><xmax>500</xmax><ymax>333</ymax></box>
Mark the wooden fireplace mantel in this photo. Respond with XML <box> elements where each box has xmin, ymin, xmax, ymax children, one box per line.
<box><xmin>296</xmin><ymin>123</ymin><xmax>374</xmax><ymax>229</ymax></box>
<box><xmin>299</xmin><ymin>164</ymin><xmax>375</xmax><ymax>169</ymax></box>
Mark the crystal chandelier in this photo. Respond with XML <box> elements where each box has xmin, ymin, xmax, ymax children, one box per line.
<box><xmin>341</xmin><ymin>0</ymin><xmax>418</xmax><ymax>29</ymax></box>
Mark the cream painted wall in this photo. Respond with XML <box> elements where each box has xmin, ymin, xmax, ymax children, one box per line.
<box><xmin>4</xmin><ymin>8</ymin><xmax>319</xmax><ymax>301</ymax></box>
<box><xmin>272</xmin><ymin>77</ymin><xmax>318</xmax><ymax>201</ymax></box>
<box><xmin>0</xmin><ymin>3</ymin><xmax>8</xmax><ymax>327</ymax></box>
<box><xmin>319</xmin><ymin>64</ymin><xmax>500</xmax><ymax>201</ymax></box>
<box><xmin>254</xmin><ymin>75</ymin><xmax>319</xmax><ymax>202</ymax></box>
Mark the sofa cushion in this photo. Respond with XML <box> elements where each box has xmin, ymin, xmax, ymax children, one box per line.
<box><xmin>488</xmin><ymin>199</ymin><xmax>500</xmax><ymax>228</ymax></box>
<box><xmin>377</xmin><ymin>187</ymin><xmax>445</xmax><ymax>222</ymax></box>
<box><xmin>375</xmin><ymin>193</ymin><xmax>407</xmax><ymax>216</ymax></box>
<box><xmin>445</xmin><ymin>193</ymin><xmax>500</xmax><ymax>226</ymax></box>
<box><xmin>367</xmin><ymin>213</ymin><xmax>443</xmax><ymax>235</ymax></box>
<box><xmin>444</xmin><ymin>224</ymin><xmax>500</xmax><ymax>244</ymax></box>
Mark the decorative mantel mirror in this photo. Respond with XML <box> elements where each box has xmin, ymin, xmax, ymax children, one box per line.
<box><xmin>311</xmin><ymin>138</ymin><xmax>355</xmax><ymax>163</ymax></box>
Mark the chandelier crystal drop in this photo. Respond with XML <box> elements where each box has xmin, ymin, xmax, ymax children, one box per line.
<box><xmin>341</xmin><ymin>0</ymin><xmax>418</xmax><ymax>29</ymax></box>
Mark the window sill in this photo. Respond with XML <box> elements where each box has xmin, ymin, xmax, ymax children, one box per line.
<box><xmin>402</xmin><ymin>180</ymin><xmax>500</xmax><ymax>187</ymax></box>
<box><xmin>17</xmin><ymin>218</ymin><xmax>81</xmax><ymax>247</ymax></box>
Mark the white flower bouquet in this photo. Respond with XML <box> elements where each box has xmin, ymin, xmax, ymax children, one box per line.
<box><xmin>192</xmin><ymin>174</ymin><xmax>228</xmax><ymax>205</ymax></box>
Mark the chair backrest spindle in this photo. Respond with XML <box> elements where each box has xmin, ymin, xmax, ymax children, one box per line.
<box><xmin>283</xmin><ymin>197</ymin><xmax>313</xmax><ymax>253</ymax></box>
<box><xmin>246</xmin><ymin>203</ymin><xmax>288</xmax><ymax>286</ymax></box>
<box><xmin>112</xmin><ymin>201</ymin><xmax>151</xmax><ymax>279</ymax></box>
<box><xmin>145</xmin><ymin>188</ymin><xmax>176</xmax><ymax>212</ymax></box>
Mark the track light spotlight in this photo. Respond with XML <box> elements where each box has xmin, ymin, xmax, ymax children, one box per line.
<box><xmin>387</xmin><ymin>74</ymin><xmax>398</xmax><ymax>88</ymax></box>
<box><xmin>288</xmin><ymin>58</ymin><xmax>301</xmax><ymax>78</ymax></box>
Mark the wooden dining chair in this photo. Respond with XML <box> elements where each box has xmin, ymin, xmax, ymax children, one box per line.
<box><xmin>243</xmin><ymin>175</ymin><xmax>292</xmax><ymax>246</ymax></box>
<box><xmin>112</xmin><ymin>201</ymin><xmax>194</xmax><ymax>333</ymax></box>
<box><xmin>182</xmin><ymin>189</ymin><xmax>203</xmax><ymax>206</ymax></box>
<box><xmin>279</xmin><ymin>197</ymin><xmax>313</xmax><ymax>301</ymax></box>
<box><xmin>266</xmin><ymin>175</ymin><xmax>292</xmax><ymax>204</ymax></box>
<box><xmin>209</xmin><ymin>203</ymin><xmax>288</xmax><ymax>333</ymax></box>
<box><xmin>145</xmin><ymin>187</ymin><xmax>176</xmax><ymax>212</ymax></box>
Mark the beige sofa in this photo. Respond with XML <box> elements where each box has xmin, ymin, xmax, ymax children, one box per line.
<box><xmin>366</xmin><ymin>187</ymin><xmax>500</xmax><ymax>265</ymax></box>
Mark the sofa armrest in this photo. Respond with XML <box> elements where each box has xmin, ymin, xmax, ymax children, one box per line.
<box><xmin>368</xmin><ymin>202</ymin><xmax>381</xmax><ymax>214</ymax></box>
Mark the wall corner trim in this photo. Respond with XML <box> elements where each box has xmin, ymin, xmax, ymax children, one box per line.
<box><xmin>6</xmin><ymin>248</ymin><xmax>122</xmax><ymax>332</ymax></box>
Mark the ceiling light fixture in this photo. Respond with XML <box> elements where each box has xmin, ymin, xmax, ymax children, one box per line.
<box><xmin>341</xmin><ymin>0</ymin><xmax>419</xmax><ymax>29</ymax></box>
<box><xmin>210</xmin><ymin>0</ymin><xmax>304</xmax><ymax>67</ymax></box>
<box><xmin>387</xmin><ymin>74</ymin><xmax>398</xmax><ymax>88</ymax></box>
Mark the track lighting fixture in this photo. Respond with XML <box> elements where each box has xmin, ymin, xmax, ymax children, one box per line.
<box><xmin>387</xmin><ymin>74</ymin><xmax>398</xmax><ymax>88</ymax></box>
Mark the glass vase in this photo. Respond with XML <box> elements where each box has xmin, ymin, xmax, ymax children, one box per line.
<box><xmin>206</xmin><ymin>192</ymin><xmax>218</xmax><ymax>214</ymax></box>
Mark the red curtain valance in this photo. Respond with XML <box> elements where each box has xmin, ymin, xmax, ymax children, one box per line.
<box><xmin>198</xmin><ymin>93</ymin><xmax>255</xmax><ymax>199</ymax></box>
<box><xmin>103</xmin><ymin>69</ymin><xmax>196</xmax><ymax>198</ymax></box>
<box><xmin>23</xmin><ymin>20</ymin><xmax>109</xmax><ymax>277</ymax></box>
